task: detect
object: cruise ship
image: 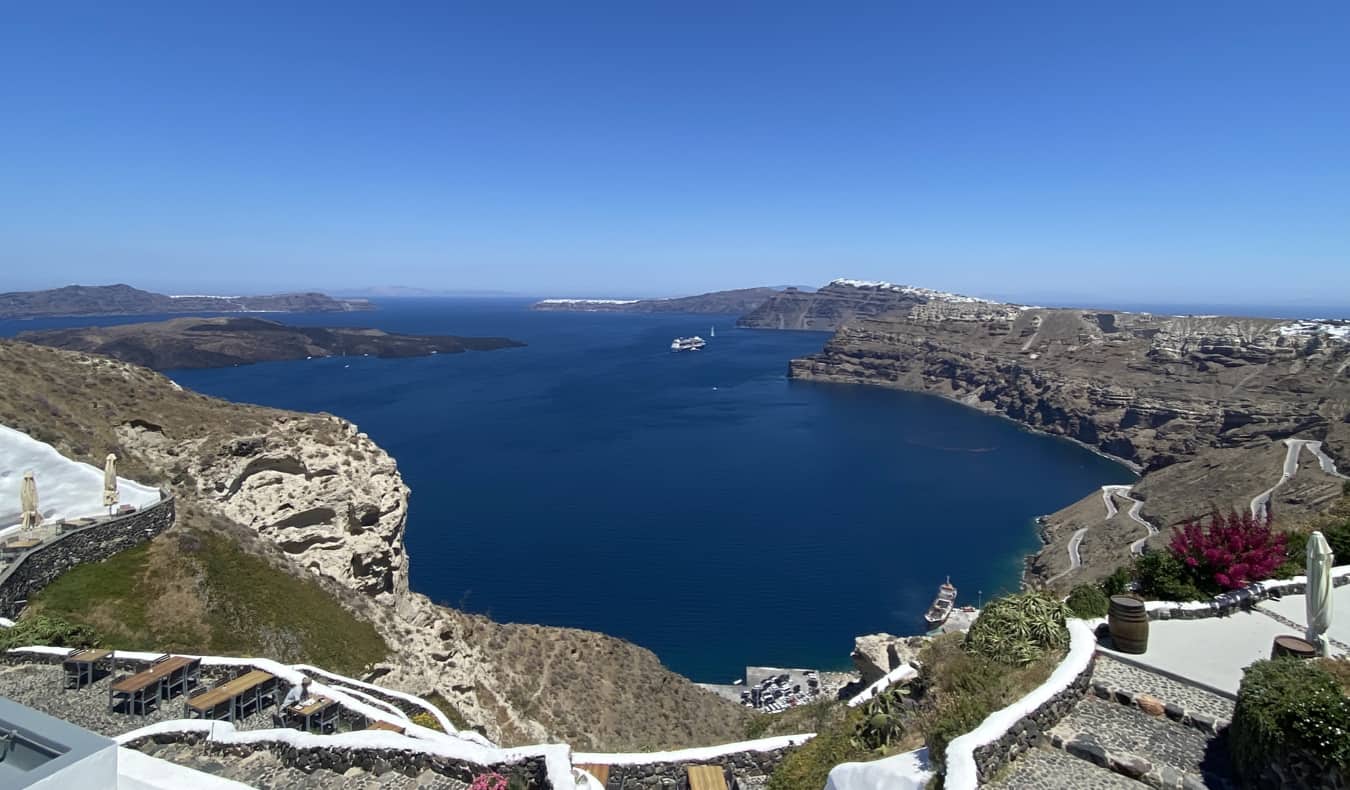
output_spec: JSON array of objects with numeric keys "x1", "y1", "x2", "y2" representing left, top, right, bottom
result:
[{"x1": 671, "y1": 336, "x2": 707, "y2": 352}]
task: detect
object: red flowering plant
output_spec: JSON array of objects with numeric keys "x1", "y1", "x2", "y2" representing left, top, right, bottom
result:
[
  {"x1": 1168, "y1": 510, "x2": 1288, "y2": 592},
  {"x1": 469, "y1": 773, "x2": 509, "y2": 790}
]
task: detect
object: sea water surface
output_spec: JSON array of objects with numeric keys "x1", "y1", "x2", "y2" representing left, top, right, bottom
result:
[{"x1": 2, "y1": 300, "x2": 1134, "y2": 680}]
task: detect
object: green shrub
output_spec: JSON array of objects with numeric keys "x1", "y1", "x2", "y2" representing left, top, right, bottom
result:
[
  {"x1": 1133, "y1": 549, "x2": 1207, "y2": 601},
  {"x1": 766, "y1": 709, "x2": 868, "y2": 790},
  {"x1": 914, "y1": 634, "x2": 1057, "y2": 769},
  {"x1": 0, "y1": 613, "x2": 100, "y2": 651},
  {"x1": 409, "y1": 711, "x2": 443, "y2": 732},
  {"x1": 1325, "y1": 520, "x2": 1350, "y2": 560},
  {"x1": 1099, "y1": 566, "x2": 1131, "y2": 597},
  {"x1": 852, "y1": 688, "x2": 908, "y2": 752},
  {"x1": 965, "y1": 591, "x2": 1070, "y2": 666},
  {"x1": 1230, "y1": 659, "x2": 1350, "y2": 784},
  {"x1": 1065, "y1": 584, "x2": 1110, "y2": 618}
]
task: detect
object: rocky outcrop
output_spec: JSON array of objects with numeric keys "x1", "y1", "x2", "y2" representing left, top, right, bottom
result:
[
  {"x1": 0, "y1": 283, "x2": 371, "y2": 318},
  {"x1": 20, "y1": 317, "x2": 524, "y2": 370},
  {"x1": 736, "y1": 279, "x2": 1012, "y2": 331},
  {"x1": 786, "y1": 298, "x2": 1350, "y2": 584},
  {"x1": 851, "y1": 633, "x2": 927, "y2": 685}
]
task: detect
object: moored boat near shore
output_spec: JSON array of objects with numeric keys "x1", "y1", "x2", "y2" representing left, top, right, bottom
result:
[{"x1": 924, "y1": 577, "x2": 958, "y2": 628}]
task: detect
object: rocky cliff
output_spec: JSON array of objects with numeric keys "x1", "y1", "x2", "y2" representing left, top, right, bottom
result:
[
  {"x1": 533, "y1": 287, "x2": 784, "y2": 315},
  {"x1": 0, "y1": 339, "x2": 750, "y2": 750},
  {"x1": 737, "y1": 279, "x2": 1006, "y2": 331},
  {"x1": 20, "y1": 316, "x2": 523, "y2": 370},
  {"x1": 785, "y1": 288, "x2": 1350, "y2": 585},
  {"x1": 0, "y1": 284, "x2": 371, "y2": 319}
]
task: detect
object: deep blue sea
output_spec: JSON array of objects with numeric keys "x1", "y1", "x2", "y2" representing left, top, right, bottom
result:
[{"x1": 2, "y1": 300, "x2": 1135, "y2": 681}]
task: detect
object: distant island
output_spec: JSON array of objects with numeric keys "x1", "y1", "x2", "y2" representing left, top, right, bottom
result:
[
  {"x1": 18, "y1": 316, "x2": 524, "y2": 369},
  {"x1": 0, "y1": 283, "x2": 373, "y2": 319},
  {"x1": 531, "y1": 286, "x2": 791, "y2": 315}
]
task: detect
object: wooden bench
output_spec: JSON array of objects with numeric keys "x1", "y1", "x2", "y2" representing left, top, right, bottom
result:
[
  {"x1": 1, "y1": 537, "x2": 42, "y2": 557},
  {"x1": 576, "y1": 763, "x2": 610, "y2": 786},
  {"x1": 687, "y1": 764, "x2": 729, "y2": 790},
  {"x1": 62, "y1": 648, "x2": 111, "y2": 690},
  {"x1": 365, "y1": 719, "x2": 406, "y2": 734},
  {"x1": 186, "y1": 669, "x2": 276, "y2": 722}
]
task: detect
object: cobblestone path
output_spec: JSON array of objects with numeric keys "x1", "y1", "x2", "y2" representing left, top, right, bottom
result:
[
  {"x1": 983, "y1": 655, "x2": 1237, "y2": 789},
  {"x1": 985, "y1": 745, "x2": 1147, "y2": 789}
]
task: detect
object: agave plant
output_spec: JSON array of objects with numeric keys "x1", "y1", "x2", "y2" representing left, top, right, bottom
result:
[
  {"x1": 852, "y1": 687, "x2": 908, "y2": 751},
  {"x1": 965, "y1": 591, "x2": 1070, "y2": 666}
]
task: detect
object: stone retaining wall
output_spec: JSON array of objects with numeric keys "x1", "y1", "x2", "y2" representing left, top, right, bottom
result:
[
  {"x1": 0, "y1": 496, "x2": 175, "y2": 618},
  {"x1": 1147, "y1": 570, "x2": 1350, "y2": 622},
  {"x1": 124, "y1": 730, "x2": 552, "y2": 788},
  {"x1": 969, "y1": 655, "x2": 1095, "y2": 783},
  {"x1": 595, "y1": 747, "x2": 794, "y2": 789}
]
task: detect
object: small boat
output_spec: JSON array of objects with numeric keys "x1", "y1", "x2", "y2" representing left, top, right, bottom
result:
[
  {"x1": 710, "y1": 325, "x2": 716, "y2": 338},
  {"x1": 924, "y1": 577, "x2": 958, "y2": 628},
  {"x1": 671, "y1": 336, "x2": 706, "y2": 352}
]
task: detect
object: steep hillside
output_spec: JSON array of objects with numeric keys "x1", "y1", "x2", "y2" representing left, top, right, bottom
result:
[
  {"x1": 0, "y1": 338, "x2": 751, "y2": 749},
  {"x1": 787, "y1": 295, "x2": 1350, "y2": 585}
]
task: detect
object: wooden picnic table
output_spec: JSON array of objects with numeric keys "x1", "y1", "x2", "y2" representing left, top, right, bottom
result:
[
  {"x1": 287, "y1": 695, "x2": 339, "y2": 733},
  {"x1": 63, "y1": 648, "x2": 111, "y2": 690},
  {"x1": 365, "y1": 720, "x2": 406, "y2": 734},
  {"x1": 110, "y1": 655, "x2": 198, "y2": 715},
  {"x1": 186, "y1": 669, "x2": 276, "y2": 723}
]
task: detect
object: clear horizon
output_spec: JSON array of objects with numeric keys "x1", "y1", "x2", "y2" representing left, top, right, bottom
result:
[{"x1": 3, "y1": 3, "x2": 1349, "y2": 306}]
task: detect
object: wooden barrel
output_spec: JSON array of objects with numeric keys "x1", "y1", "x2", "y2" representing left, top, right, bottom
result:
[
  {"x1": 1108, "y1": 595, "x2": 1149, "y2": 654},
  {"x1": 1271, "y1": 635, "x2": 1317, "y2": 660}
]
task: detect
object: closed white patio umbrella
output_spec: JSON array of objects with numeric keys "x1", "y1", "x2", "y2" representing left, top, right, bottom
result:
[
  {"x1": 20, "y1": 470, "x2": 41, "y2": 529},
  {"x1": 1306, "y1": 530, "x2": 1335, "y2": 656},
  {"x1": 103, "y1": 453, "x2": 120, "y2": 513}
]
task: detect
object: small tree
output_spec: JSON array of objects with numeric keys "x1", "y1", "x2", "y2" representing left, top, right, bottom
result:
[{"x1": 1168, "y1": 510, "x2": 1288, "y2": 592}]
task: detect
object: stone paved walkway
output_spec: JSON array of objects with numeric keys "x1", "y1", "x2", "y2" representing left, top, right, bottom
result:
[
  {"x1": 1090, "y1": 655, "x2": 1235, "y2": 725},
  {"x1": 1049, "y1": 696, "x2": 1232, "y2": 785},
  {"x1": 135, "y1": 740, "x2": 472, "y2": 790},
  {"x1": 986, "y1": 653, "x2": 1240, "y2": 788},
  {"x1": 985, "y1": 745, "x2": 1147, "y2": 789}
]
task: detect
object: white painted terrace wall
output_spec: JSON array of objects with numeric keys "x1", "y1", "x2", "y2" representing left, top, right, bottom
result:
[
  {"x1": 0, "y1": 424, "x2": 161, "y2": 536},
  {"x1": 943, "y1": 619, "x2": 1096, "y2": 790}
]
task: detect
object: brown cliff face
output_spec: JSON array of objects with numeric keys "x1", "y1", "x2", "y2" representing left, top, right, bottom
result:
[
  {"x1": 737, "y1": 281, "x2": 926, "y2": 331},
  {"x1": 786, "y1": 302, "x2": 1350, "y2": 584}
]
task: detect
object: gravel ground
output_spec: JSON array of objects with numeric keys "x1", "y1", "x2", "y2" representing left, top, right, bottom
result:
[
  {"x1": 135, "y1": 740, "x2": 471, "y2": 790},
  {"x1": 1092, "y1": 655, "x2": 1236, "y2": 724},
  {"x1": 0, "y1": 662, "x2": 274, "y2": 737}
]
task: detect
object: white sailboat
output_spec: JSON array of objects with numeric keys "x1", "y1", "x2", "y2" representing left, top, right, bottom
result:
[{"x1": 710, "y1": 325, "x2": 716, "y2": 338}]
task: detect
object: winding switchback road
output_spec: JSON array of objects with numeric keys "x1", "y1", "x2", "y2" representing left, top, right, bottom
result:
[{"x1": 1250, "y1": 438, "x2": 1349, "y2": 519}]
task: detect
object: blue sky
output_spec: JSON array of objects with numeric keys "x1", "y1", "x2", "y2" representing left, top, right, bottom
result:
[{"x1": 2, "y1": 2, "x2": 1348, "y2": 305}]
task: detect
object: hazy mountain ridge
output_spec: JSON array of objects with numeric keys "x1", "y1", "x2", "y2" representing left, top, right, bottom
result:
[{"x1": 0, "y1": 284, "x2": 372, "y2": 319}]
